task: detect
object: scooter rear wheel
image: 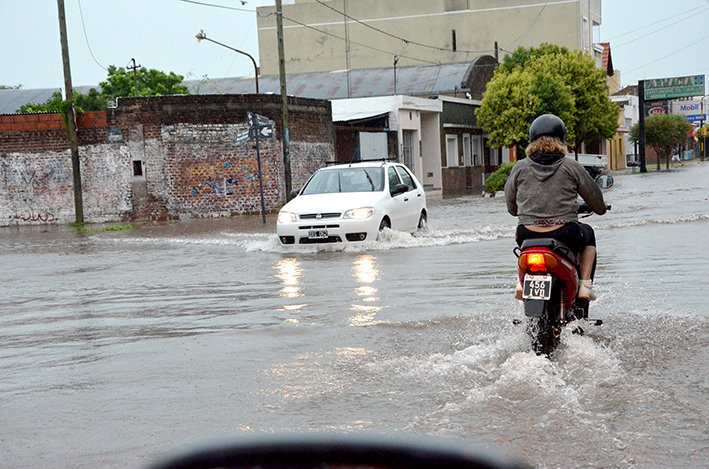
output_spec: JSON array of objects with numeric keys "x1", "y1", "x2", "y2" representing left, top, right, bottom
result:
[{"x1": 528, "y1": 285, "x2": 562, "y2": 356}]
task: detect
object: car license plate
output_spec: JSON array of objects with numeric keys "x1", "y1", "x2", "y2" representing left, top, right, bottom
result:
[
  {"x1": 523, "y1": 275, "x2": 552, "y2": 300},
  {"x1": 308, "y1": 228, "x2": 328, "y2": 239}
]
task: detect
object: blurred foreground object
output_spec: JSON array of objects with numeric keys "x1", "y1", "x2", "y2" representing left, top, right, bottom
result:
[{"x1": 146, "y1": 433, "x2": 531, "y2": 469}]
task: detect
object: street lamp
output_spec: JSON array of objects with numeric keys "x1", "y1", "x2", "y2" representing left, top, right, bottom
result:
[{"x1": 196, "y1": 30, "x2": 259, "y2": 93}]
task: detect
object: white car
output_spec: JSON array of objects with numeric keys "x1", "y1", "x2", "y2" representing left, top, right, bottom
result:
[{"x1": 277, "y1": 161, "x2": 427, "y2": 245}]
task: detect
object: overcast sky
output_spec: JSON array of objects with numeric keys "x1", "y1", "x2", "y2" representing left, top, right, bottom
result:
[{"x1": 1, "y1": 0, "x2": 708, "y2": 91}]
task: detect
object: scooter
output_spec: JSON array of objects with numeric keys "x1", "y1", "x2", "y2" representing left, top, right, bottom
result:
[{"x1": 513, "y1": 203, "x2": 609, "y2": 356}]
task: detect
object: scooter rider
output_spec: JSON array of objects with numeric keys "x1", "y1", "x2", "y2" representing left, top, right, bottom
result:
[{"x1": 505, "y1": 114, "x2": 607, "y2": 300}]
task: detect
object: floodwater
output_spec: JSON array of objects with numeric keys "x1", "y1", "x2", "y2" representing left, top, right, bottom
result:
[{"x1": 1, "y1": 163, "x2": 708, "y2": 469}]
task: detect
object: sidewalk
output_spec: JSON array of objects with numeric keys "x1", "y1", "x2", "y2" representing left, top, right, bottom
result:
[{"x1": 609, "y1": 158, "x2": 707, "y2": 176}]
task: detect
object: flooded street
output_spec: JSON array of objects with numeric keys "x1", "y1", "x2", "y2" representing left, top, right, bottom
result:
[{"x1": 1, "y1": 163, "x2": 708, "y2": 469}]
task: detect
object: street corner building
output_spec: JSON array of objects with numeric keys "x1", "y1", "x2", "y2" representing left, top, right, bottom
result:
[{"x1": 0, "y1": 94, "x2": 334, "y2": 226}]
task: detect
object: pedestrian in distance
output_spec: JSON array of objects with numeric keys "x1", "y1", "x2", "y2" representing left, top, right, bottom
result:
[{"x1": 671, "y1": 148, "x2": 684, "y2": 166}]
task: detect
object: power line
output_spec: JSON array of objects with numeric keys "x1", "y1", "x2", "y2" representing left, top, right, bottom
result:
[
  {"x1": 178, "y1": 0, "x2": 254, "y2": 13},
  {"x1": 505, "y1": 0, "x2": 549, "y2": 49},
  {"x1": 613, "y1": 5, "x2": 709, "y2": 49},
  {"x1": 180, "y1": 0, "x2": 495, "y2": 68},
  {"x1": 605, "y1": 4, "x2": 709, "y2": 42},
  {"x1": 77, "y1": 0, "x2": 107, "y2": 71},
  {"x1": 625, "y1": 31, "x2": 709, "y2": 75},
  {"x1": 277, "y1": 14, "x2": 442, "y2": 66},
  {"x1": 313, "y1": 0, "x2": 491, "y2": 55}
]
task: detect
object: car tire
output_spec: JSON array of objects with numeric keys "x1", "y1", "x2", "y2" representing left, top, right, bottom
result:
[
  {"x1": 417, "y1": 212, "x2": 427, "y2": 230},
  {"x1": 378, "y1": 217, "x2": 390, "y2": 231}
]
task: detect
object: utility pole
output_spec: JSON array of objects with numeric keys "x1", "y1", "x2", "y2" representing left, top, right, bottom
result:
[
  {"x1": 344, "y1": 0, "x2": 351, "y2": 98},
  {"x1": 57, "y1": 0, "x2": 84, "y2": 224},
  {"x1": 702, "y1": 98, "x2": 705, "y2": 160},
  {"x1": 276, "y1": 0, "x2": 292, "y2": 199},
  {"x1": 393, "y1": 55, "x2": 399, "y2": 95},
  {"x1": 127, "y1": 58, "x2": 141, "y2": 96},
  {"x1": 638, "y1": 80, "x2": 648, "y2": 173}
]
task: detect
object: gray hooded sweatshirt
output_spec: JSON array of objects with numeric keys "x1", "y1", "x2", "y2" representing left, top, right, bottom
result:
[{"x1": 504, "y1": 152, "x2": 606, "y2": 225}]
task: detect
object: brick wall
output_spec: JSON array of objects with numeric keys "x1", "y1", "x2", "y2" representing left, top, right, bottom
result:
[
  {"x1": 0, "y1": 112, "x2": 107, "y2": 152},
  {"x1": 0, "y1": 94, "x2": 334, "y2": 226},
  {"x1": 0, "y1": 111, "x2": 130, "y2": 226},
  {"x1": 110, "y1": 94, "x2": 334, "y2": 219}
]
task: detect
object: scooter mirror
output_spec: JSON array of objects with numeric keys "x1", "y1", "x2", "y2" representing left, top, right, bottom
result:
[
  {"x1": 596, "y1": 174, "x2": 614, "y2": 189},
  {"x1": 146, "y1": 434, "x2": 532, "y2": 469}
]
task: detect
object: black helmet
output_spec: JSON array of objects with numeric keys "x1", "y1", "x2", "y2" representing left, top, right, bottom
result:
[{"x1": 529, "y1": 114, "x2": 567, "y2": 144}]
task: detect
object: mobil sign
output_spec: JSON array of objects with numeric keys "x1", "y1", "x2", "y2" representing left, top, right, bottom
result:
[{"x1": 671, "y1": 99, "x2": 704, "y2": 124}]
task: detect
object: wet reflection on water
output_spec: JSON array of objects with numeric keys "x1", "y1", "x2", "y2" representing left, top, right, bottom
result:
[
  {"x1": 275, "y1": 258, "x2": 306, "y2": 314},
  {"x1": 350, "y1": 255, "x2": 383, "y2": 326}
]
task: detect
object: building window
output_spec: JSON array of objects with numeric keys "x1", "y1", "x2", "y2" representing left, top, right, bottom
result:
[
  {"x1": 446, "y1": 135, "x2": 459, "y2": 167},
  {"x1": 402, "y1": 130, "x2": 415, "y2": 172},
  {"x1": 489, "y1": 148, "x2": 499, "y2": 166},
  {"x1": 472, "y1": 136, "x2": 483, "y2": 166},
  {"x1": 133, "y1": 160, "x2": 143, "y2": 177},
  {"x1": 463, "y1": 134, "x2": 471, "y2": 166}
]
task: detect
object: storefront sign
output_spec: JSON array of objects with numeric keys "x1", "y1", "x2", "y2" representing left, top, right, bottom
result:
[{"x1": 644, "y1": 75, "x2": 705, "y2": 100}]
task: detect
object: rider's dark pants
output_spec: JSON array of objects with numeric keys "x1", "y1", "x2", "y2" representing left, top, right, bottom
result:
[{"x1": 516, "y1": 222, "x2": 597, "y2": 279}]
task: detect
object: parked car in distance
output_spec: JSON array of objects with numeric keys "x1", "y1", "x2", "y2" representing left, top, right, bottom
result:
[{"x1": 277, "y1": 161, "x2": 427, "y2": 245}]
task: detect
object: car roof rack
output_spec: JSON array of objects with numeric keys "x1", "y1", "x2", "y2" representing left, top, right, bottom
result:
[{"x1": 324, "y1": 158, "x2": 397, "y2": 167}]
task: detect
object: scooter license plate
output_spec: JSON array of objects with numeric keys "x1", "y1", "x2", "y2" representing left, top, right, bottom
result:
[
  {"x1": 308, "y1": 228, "x2": 328, "y2": 239},
  {"x1": 523, "y1": 275, "x2": 552, "y2": 300}
]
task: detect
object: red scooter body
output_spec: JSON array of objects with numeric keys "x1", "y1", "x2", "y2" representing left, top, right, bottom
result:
[
  {"x1": 514, "y1": 238, "x2": 589, "y2": 355},
  {"x1": 517, "y1": 243, "x2": 579, "y2": 311}
]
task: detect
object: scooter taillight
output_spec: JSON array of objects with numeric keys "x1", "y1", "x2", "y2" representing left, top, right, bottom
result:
[{"x1": 519, "y1": 252, "x2": 559, "y2": 273}]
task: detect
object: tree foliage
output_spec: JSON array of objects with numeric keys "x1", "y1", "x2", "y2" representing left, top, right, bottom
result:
[
  {"x1": 15, "y1": 66, "x2": 188, "y2": 114},
  {"x1": 18, "y1": 89, "x2": 107, "y2": 114},
  {"x1": 99, "y1": 65, "x2": 189, "y2": 105},
  {"x1": 477, "y1": 44, "x2": 619, "y2": 151},
  {"x1": 476, "y1": 67, "x2": 575, "y2": 148},
  {"x1": 629, "y1": 114, "x2": 693, "y2": 170},
  {"x1": 484, "y1": 161, "x2": 516, "y2": 193}
]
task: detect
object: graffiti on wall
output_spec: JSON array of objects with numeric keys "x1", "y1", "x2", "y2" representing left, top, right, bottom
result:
[
  {"x1": 16, "y1": 211, "x2": 58, "y2": 223},
  {"x1": 1, "y1": 157, "x2": 73, "y2": 225},
  {"x1": 1, "y1": 145, "x2": 132, "y2": 227},
  {"x1": 17, "y1": 160, "x2": 71, "y2": 195},
  {"x1": 188, "y1": 161, "x2": 262, "y2": 196}
]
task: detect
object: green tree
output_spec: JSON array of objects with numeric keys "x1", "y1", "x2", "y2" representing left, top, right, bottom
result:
[
  {"x1": 18, "y1": 89, "x2": 108, "y2": 113},
  {"x1": 475, "y1": 68, "x2": 575, "y2": 148},
  {"x1": 15, "y1": 66, "x2": 188, "y2": 113},
  {"x1": 484, "y1": 161, "x2": 516, "y2": 193},
  {"x1": 18, "y1": 92, "x2": 65, "y2": 113},
  {"x1": 477, "y1": 44, "x2": 618, "y2": 153},
  {"x1": 99, "y1": 65, "x2": 188, "y2": 105},
  {"x1": 1, "y1": 84, "x2": 22, "y2": 90},
  {"x1": 629, "y1": 114, "x2": 693, "y2": 170},
  {"x1": 498, "y1": 43, "x2": 567, "y2": 74}
]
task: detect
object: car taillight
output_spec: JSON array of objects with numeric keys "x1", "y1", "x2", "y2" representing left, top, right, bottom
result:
[{"x1": 519, "y1": 252, "x2": 559, "y2": 273}]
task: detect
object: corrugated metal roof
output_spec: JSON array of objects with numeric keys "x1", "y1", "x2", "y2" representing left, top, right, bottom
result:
[
  {"x1": 0, "y1": 88, "x2": 59, "y2": 114},
  {"x1": 193, "y1": 62, "x2": 472, "y2": 99},
  {"x1": 0, "y1": 85, "x2": 98, "y2": 114},
  {"x1": 0, "y1": 63, "x2": 472, "y2": 114}
]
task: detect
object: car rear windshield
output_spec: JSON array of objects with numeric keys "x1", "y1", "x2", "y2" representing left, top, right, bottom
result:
[{"x1": 301, "y1": 167, "x2": 385, "y2": 195}]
